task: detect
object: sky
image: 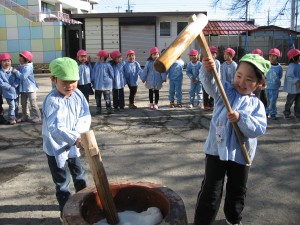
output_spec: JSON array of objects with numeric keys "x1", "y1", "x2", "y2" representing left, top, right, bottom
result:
[{"x1": 94, "y1": 0, "x2": 295, "y2": 28}]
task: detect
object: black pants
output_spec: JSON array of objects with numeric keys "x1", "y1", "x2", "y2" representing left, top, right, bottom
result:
[
  {"x1": 203, "y1": 88, "x2": 214, "y2": 107},
  {"x1": 149, "y1": 89, "x2": 159, "y2": 104},
  {"x1": 112, "y1": 88, "x2": 125, "y2": 109},
  {"x1": 128, "y1": 85, "x2": 138, "y2": 105},
  {"x1": 194, "y1": 154, "x2": 249, "y2": 225}
]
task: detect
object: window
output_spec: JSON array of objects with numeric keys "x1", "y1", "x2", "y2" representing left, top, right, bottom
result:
[
  {"x1": 160, "y1": 22, "x2": 171, "y2": 36},
  {"x1": 177, "y1": 22, "x2": 188, "y2": 35},
  {"x1": 41, "y1": 2, "x2": 54, "y2": 13}
]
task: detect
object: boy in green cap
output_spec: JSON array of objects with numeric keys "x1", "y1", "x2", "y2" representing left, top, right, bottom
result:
[
  {"x1": 194, "y1": 54, "x2": 270, "y2": 225},
  {"x1": 42, "y1": 57, "x2": 91, "y2": 221}
]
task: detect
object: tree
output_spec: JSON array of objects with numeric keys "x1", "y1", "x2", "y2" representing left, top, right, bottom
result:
[{"x1": 210, "y1": 0, "x2": 290, "y2": 26}]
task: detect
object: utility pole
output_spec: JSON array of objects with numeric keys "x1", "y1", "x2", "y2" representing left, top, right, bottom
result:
[
  {"x1": 245, "y1": 0, "x2": 250, "y2": 21},
  {"x1": 115, "y1": 6, "x2": 122, "y2": 13},
  {"x1": 126, "y1": 0, "x2": 133, "y2": 13},
  {"x1": 291, "y1": 0, "x2": 295, "y2": 30}
]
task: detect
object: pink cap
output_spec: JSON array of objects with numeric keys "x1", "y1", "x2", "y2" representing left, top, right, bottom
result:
[
  {"x1": 77, "y1": 49, "x2": 87, "y2": 56},
  {"x1": 252, "y1": 49, "x2": 264, "y2": 56},
  {"x1": 0, "y1": 53, "x2": 11, "y2": 61},
  {"x1": 20, "y1": 50, "x2": 33, "y2": 61},
  {"x1": 97, "y1": 50, "x2": 109, "y2": 58},
  {"x1": 287, "y1": 48, "x2": 300, "y2": 59},
  {"x1": 149, "y1": 47, "x2": 159, "y2": 55},
  {"x1": 268, "y1": 48, "x2": 280, "y2": 57},
  {"x1": 126, "y1": 49, "x2": 135, "y2": 55},
  {"x1": 209, "y1": 46, "x2": 218, "y2": 54},
  {"x1": 189, "y1": 49, "x2": 199, "y2": 56},
  {"x1": 224, "y1": 48, "x2": 235, "y2": 58},
  {"x1": 110, "y1": 50, "x2": 122, "y2": 59}
]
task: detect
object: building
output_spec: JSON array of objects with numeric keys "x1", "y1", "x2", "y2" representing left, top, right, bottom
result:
[{"x1": 0, "y1": 0, "x2": 98, "y2": 66}]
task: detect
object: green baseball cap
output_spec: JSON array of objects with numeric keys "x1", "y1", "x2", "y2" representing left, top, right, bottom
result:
[
  {"x1": 239, "y1": 54, "x2": 271, "y2": 75},
  {"x1": 49, "y1": 57, "x2": 79, "y2": 81}
]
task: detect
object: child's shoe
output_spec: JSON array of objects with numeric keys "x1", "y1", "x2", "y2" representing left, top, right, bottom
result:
[
  {"x1": 270, "y1": 114, "x2": 277, "y2": 120},
  {"x1": 97, "y1": 107, "x2": 102, "y2": 114},
  {"x1": 226, "y1": 219, "x2": 242, "y2": 225},
  {"x1": 170, "y1": 101, "x2": 175, "y2": 108},
  {"x1": 188, "y1": 104, "x2": 194, "y2": 109},
  {"x1": 120, "y1": 108, "x2": 125, "y2": 112},
  {"x1": 129, "y1": 104, "x2": 137, "y2": 109},
  {"x1": 153, "y1": 104, "x2": 159, "y2": 110},
  {"x1": 176, "y1": 103, "x2": 182, "y2": 108},
  {"x1": 149, "y1": 103, "x2": 154, "y2": 109},
  {"x1": 203, "y1": 105, "x2": 210, "y2": 111},
  {"x1": 210, "y1": 106, "x2": 214, "y2": 111},
  {"x1": 32, "y1": 117, "x2": 41, "y2": 123},
  {"x1": 9, "y1": 119, "x2": 16, "y2": 125},
  {"x1": 197, "y1": 102, "x2": 202, "y2": 108},
  {"x1": 107, "y1": 107, "x2": 112, "y2": 114},
  {"x1": 21, "y1": 115, "x2": 29, "y2": 122}
]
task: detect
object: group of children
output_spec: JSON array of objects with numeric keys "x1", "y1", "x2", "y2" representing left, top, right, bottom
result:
[{"x1": 0, "y1": 51, "x2": 41, "y2": 125}]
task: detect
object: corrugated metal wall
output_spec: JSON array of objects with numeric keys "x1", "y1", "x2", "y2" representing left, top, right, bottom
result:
[{"x1": 120, "y1": 25, "x2": 155, "y2": 67}]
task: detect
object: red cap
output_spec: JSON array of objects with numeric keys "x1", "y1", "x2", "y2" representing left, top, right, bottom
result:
[
  {"x1": 287, "y1": 48, "x2": 300, "y2": 59},
  {"x1": 189, "y1": 49, "x2": 199, "y2": 56},
  {"x1": 268, "y1": 48, "x2": 280, "y2": 57},
  {"x1": 224, "y1": 48, "x2": 235, "y2": 58},
  {"x1": 252, "y1": 49, "x2": 264, "y2": 56},
  {"x1": 149, "y1": 47, "x2": 159, "y2": 55},
  {"x1": 77, "y1": 49, "x2": 87, "y2": 56},
  {"x1": 20, "y1": 50, "x2": 33, "y2": 61},
  {"x1": 126, "y1": 49, "x2": 135, "y2": 55},
  {"x1": 110, "y1": 50, "x2": 122, "y2": 59},
  {"x1": 97, "y1": 50, "x2": 109, "y2": 58},
  {"x1": 209, "y1": 46, "x2": 218, "y2": 54},
  {"x1": 0, "y1": 53, "x2": 11, "y2": 61}
]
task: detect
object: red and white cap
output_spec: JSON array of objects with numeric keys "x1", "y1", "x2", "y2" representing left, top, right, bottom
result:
[
  {"x1": 252, "y1": 49, "x2": 264, "y2": 56},
  {"x1": 224, "y1": 48, "x2": 235, "y2": 58},
  {"x1": 189, "y1": 49, "x2": 199, "y2": 56},
  {"x1": 268, "y1": 48, "x2": 280, "y2": 57},
  {"x1": 0, "y1": 53, "x2": 11, "y2": 61},
  {"x1": 110, "y1": 50, "x2": 122, "y2": 59},
  {"x1": 209, "y1": 46, "x2": 218, "y2": 54},
  {"x1": 126, "y1": 49, "x2": 135, "y2": 55},
  {"x1": 149, "y1": 47, "x2": 159, "y2": 55},
  {"x1": 287, "y1": 48, "x2": 300, "y2": 59},
  {"x1": 97, "y1": 50, "x2": 109, "y2": 58},
  {"x1": 77, "y1": 49, "x2": 87, "y2": 56},
  {"x1": 20, "y1": 50, "x2": 33, "y2": 61}
]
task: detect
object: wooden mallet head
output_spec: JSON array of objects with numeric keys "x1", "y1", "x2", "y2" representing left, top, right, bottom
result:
[{"x1": 154, "y1": 13, "x2": 208, "y2": 73}]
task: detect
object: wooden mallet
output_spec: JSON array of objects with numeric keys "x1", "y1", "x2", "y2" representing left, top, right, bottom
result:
[{"x1": 154, "y1": 13, "x2": 251, "y2": 165}]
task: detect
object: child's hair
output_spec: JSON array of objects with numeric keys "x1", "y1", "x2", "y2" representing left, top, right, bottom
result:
[{"x1": 289, "y1": 55, "x2": 300, "y2": 64}]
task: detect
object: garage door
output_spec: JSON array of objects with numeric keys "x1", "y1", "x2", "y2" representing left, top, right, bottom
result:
[{"x1": 121, "y1": 25, "x2": 155, "y2": 67}]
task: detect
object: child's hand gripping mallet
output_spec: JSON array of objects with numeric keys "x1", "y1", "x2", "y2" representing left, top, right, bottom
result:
[
  {"x1": 154, "y1": 13, "x2": 251, "y2": 165},
  {"x1": 81, "y1": 130, "x2": 119, "y2": 225}
]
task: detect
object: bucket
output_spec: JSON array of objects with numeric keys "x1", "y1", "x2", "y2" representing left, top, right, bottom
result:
[{"x1": 63, "y1": 181, "x2": 188, "y2": 225}]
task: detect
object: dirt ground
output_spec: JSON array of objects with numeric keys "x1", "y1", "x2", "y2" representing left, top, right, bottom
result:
[{"x1": 0, "y1": 70, "x2": 300, "y2": 225}]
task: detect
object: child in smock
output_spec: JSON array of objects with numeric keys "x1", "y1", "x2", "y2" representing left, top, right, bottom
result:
[
  {"x1": 221, "y1": 48, "x2": 237, "y2": 84},
  {"x1": 77, "y1": 49, "x2": 94, "y2": 103},
  {"x1": 203, "y1": 46, "x2": 221, "y2": 111},
  {"x1": 0, "y1": 53, "x2": 20, "y2": 125},
  {"x1": 13, "y1": 50, "x2": 41, "y2": 123},
  {"x1": 166, "y1": 56, "x2": 185, "y2": 108},
  {"x1": 124, "y1": 49, "x2": 142, "y2": 109},
  {"x1": 91, "y1": 50, "x2": 114, "y2": 114},
  {"x1": 186, "y1": 49, "x2": 202, "y2": 108},
  {"x1": 140, "y1": 47, "x2": 167, "y2": 110},
  {"x1": 283, "y1": 48, "x2": 300, "y2": 119},
  {"x1": 265, "y1": 48, "x2": 283, "y2": 120},
  {"x1": 110, "y1": 50, "x2": 126, "y2": 111},
  {"x1": 194, "y1": 54, "x2": 269, "y2": 225},
  {"x1": 42, "y1": 57, "x2": 91, "y2": 221}
]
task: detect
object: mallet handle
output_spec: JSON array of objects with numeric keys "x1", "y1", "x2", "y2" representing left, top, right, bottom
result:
[{"x1": 196, "y1": 32, "x2": 251, "y2": 165}]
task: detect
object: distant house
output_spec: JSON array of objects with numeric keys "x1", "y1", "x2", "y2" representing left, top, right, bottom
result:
[{"x1": 71, "y1": 11, "x2": 207, "y2": 66}]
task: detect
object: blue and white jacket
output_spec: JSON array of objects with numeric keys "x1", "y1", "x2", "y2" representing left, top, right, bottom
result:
[
  {"x1": 124, "y1": 60, "x2": 142, "y2": 86},
  {"x1": 14, "y1": 63, "x2": 38, "y2": 92},
  {"x1": 283, "y1": 63, "x2": 300, "y2": 94},
  {"x1": 266, "y1": 64, "x2": 283, "y2": 90},
  {"x1": 111, "y1": 61, "x2": 126, "y2": 89},
  {"x1": 42, "y1": 88, "x2": 91, "y2": 168},
  {"x1": 186, "y1": 61, "x2": 202, "y2": 82},
  {"x1": 200, "y1": 67, "x2": 267, "y2": 166},
  {"x1": 0, "y1": 67, "x2": 19, "y2": 99},
  {"x1": 91, "y1": 62, "x2": 114, "y2": 91},
  {"x1": 166, "y1": 59, "x2": 185, "y2": 81},
  {"x1": 78, "y1": 63, "x2": 92, "y2": 85}
]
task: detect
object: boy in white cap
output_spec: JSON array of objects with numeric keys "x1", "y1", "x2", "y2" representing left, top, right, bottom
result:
[
  {"x1": 194, "y1": 54, "x2": 270, "y2": 225},
  {"x1": 221, "y1": 48, "x2": 237, "y2": 84},
  {"x1": 42, "y1": 57, "x2": 91, "y2": 220}
]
